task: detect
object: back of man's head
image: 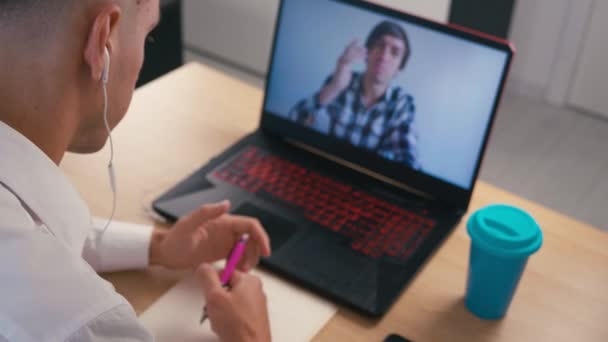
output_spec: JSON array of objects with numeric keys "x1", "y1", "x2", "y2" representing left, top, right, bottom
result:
[
  {"x1": 0, "y1": 0, "x2": 63, "y2": 19},
  {"x1": 0, "y1": 0, "x2": 73, "y2": 39},
  {"x1": 0, "y1": 0, "x2": 34, "y2": 11},
  {"x1": 1, "y1": 0, "x2": 159, "y2": 160}
]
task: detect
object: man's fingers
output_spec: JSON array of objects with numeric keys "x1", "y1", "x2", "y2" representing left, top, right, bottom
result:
[
  {"x1": 186, "y1": 201, "x2": 230, "y2": 227},
  {"x1": 342, "y1": 40, "x2": 367, "y2": 65},
  {"x1": 237, "y1": 243, "x2": 261, "y2": 272},
  {"x1": 343, "y1": 40, "x2": 359, "y2": 57},
  {"x1": 226, "y1": 269, "x2": 244, "y2": 288},
  {"x1": 229, "y1": 215, "x2": 272, "y2": 257},
  {"x1": 197, "y1": 263, "x2": 223, "y2": 297}
]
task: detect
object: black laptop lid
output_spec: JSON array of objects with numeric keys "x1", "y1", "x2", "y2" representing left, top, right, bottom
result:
[{"x1": 260, "y1": 0, "x2": 513, "y2": 209}]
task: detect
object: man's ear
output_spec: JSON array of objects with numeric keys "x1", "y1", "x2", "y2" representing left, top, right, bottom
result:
[{"x1": 83, "y1": 5, "x2": 121, "y2": 83}]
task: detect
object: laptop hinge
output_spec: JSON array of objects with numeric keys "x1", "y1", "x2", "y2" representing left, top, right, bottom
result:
[{"x1": 284, "y1": 138, "x2": 434, "y2": 201}]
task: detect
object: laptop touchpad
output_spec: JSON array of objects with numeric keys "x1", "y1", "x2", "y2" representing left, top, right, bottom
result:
[
  {"x1": 232, "y1": 203, "x2": 300, "y2": 253},
  {"x1": 284, "y1": 229, "x2": 377, "y2": 297}
]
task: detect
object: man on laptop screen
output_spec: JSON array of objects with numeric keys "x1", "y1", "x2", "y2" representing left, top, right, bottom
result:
[
  {"x1": 265, "y1": 0, "x2": 510, "y2": 190},
  {"x1": 289, "y1": 21, "x2": 419, "y2": 169}
]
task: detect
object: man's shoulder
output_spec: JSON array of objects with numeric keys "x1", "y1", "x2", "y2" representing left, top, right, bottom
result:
[
  {"x1": 386, "y1": 86, "x2": 415, "y2": 115},
  {"x1": 0, "y1": 230, "x2": 132, "y2": 341},
  {"x1": 0, "y1": 185, "x2": 37, "y2": 231},
  {"x1": 389, "y1": 85, "x2": 415, "y2": 104}
]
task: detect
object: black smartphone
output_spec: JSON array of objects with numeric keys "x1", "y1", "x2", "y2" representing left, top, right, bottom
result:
[{"x1": 384, "y1": 333, "x2": 413, "y2": 342}]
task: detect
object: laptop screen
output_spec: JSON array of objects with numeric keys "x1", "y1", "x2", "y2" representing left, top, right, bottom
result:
[{"x1": 263, "y1": 0, "x2": 511, "y2": 191}]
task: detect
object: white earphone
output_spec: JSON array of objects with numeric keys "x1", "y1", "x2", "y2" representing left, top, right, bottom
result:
[
  {"x1": 101, "y1": 46, "x2": 116, "y2": 235},
  {"x1": 102, "y1": 47, "x2": 110, "y2": 85}
]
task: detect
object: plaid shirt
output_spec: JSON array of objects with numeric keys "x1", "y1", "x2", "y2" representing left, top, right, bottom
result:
[{"x1": 289, "y1": 72, "x2": 419, "y2": 169}]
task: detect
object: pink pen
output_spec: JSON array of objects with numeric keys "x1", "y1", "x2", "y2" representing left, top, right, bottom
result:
[{"x1": 200, "y1": 233, "x2": 250, "y2": 324}]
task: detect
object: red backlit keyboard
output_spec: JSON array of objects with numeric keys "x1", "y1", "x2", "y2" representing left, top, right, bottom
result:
[{"x1": 212, "y1": 146, "x2": 436, "y2": 261}]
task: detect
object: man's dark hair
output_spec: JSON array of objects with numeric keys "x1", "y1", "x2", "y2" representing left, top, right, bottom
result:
[
  {"x1": 0, "y1": 1, "x2": 77, "y2": 34},
  {"x1": 365, "y1": 20, "x2": 411, "y2": 70},
  {"x1": 0, "y1": 0, "x2": 39, "y2": 12},
  {"x1": 0, "y1": 1, "x2": 54, "y2": 21}
]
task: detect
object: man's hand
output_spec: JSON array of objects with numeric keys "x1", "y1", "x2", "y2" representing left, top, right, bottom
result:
[
  {"x1": 334, "y1": 39, "x2": 367, "y2": 90},
  {"x1": 319, "y1": 39, "x2": 367, "y2": 105},
  {"x1": 198, "y1": 264, "x2": 271, "y2": 342},
  {"x1": 149, "y1": 201, "x2": 271, "y2": 271}
]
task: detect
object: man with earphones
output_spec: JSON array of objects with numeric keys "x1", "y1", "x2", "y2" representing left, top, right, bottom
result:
[{"x1": 0, "y1": 1, "x2": 271, "y2": 341}]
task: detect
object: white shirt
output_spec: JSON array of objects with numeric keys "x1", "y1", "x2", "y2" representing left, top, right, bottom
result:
[{"x1": 0, "y1": 121, "x2": 154, "y2": 341}]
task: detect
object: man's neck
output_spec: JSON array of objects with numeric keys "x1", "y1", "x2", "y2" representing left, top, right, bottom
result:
[
  {"x1": 361, "y1": 72, "x2": 389, "y2": 108},
  {"x1": 0, "y1": 115, "x2": 71, "y2": 166},
  {"x1": 0, "y1": 35, "x2": 78, "y2": 165},
  {"x1": 0, "y1": 81, "x2": 74, "y2": 165}
]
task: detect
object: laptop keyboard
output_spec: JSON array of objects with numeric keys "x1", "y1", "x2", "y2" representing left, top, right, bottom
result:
[{"x1": 211, "y1": 146, "x2": 436, "y2": 261}]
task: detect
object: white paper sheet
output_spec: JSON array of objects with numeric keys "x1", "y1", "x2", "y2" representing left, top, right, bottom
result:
[{"x1": 140, "y1": 268, "x2": 338, "y2": 342}]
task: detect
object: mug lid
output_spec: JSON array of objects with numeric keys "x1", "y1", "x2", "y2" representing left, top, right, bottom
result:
[{"x1": 467, "y1": 204, "x2": 543, "y2": 258}]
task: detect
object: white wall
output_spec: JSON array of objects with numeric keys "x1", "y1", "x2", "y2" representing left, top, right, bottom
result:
[
  {"x1": 183, "y1": 0, "x2": 279, "y2": 75},
  {"x1": 567, "y1": 0, "x2": 608, "y2": 118},
  {"x1": 183, "y1": 0, "x2": 450, "y2": 76},
  {"x1": 369, "y1": 0, "x2": 450, "y2": 22},
  {"x1": 184, "y1": 0, "x2": 590, "y2": 108},
  {"x1": 506, "y1": 0, "x2": 570, "y2": 99}
]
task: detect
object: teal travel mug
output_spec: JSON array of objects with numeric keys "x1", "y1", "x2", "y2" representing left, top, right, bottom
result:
[{"x1": 465, "y1": 204, "x2": 543, "y2": 319}]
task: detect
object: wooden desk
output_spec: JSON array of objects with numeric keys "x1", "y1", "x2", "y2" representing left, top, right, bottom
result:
[{"x1": 61, "y1": 63, "x2": 608, "y2": 342}]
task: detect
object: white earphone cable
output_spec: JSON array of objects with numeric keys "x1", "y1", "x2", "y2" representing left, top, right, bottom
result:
[{"x1": 101, "y1": 82, "x2": 116, "y2": 235}]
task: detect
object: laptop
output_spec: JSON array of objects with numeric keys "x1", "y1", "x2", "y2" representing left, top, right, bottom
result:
[{"x1": 153, "y1": 0, "x2": 514, "y2": 316}]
